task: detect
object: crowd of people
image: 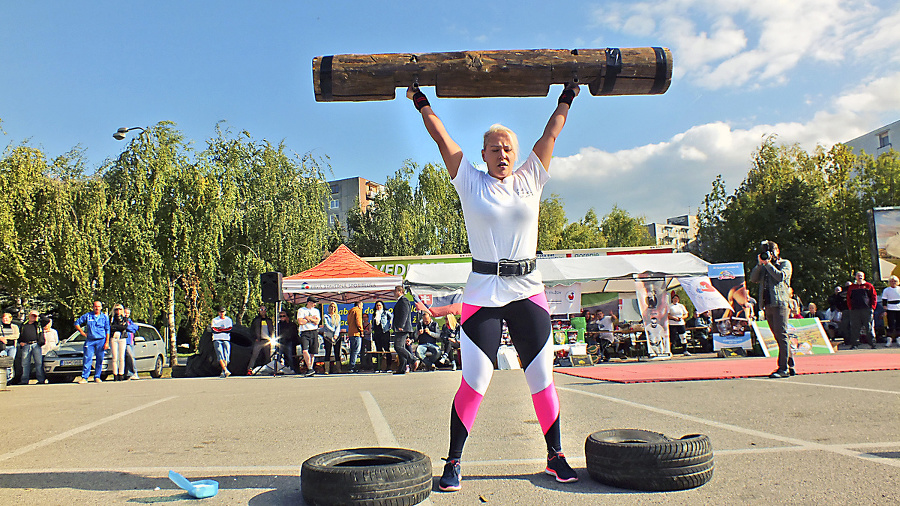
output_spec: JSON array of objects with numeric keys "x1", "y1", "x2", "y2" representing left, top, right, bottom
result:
[
  {"x1": 1, "y1": 301, "x2": 142, "y2": 385},
  {"x1": 209, "y1": 288, "x2": 464, "y2": 379}
]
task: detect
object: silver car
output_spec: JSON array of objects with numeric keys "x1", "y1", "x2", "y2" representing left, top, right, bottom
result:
[{"x1": 43, "y1": 323, "x2": 167, "y2": 382}]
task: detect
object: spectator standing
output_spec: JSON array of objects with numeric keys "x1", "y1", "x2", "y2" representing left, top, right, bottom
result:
[
  {"x1": 109, "y1": 304, "x2": 130, "y2": 381},
  {"x1": 391, "y1": 285, "x2": 418, "y2": 375},
  {"x1": 416, "y1": 311, "x2": 442, "y2": 371},
  {"x1": 361, "y1": 312, "x2": 372, "y2": 371},
  {"x1": 882, "y1": 275, "x2": 900, "y2": 347},
  {"x1": 247, "y1": 305, "x2": 274, "y2": 374},
  {"x1": 372, "y1": 300, "x2": 392, "y2": 372},
  {"x1": 440, "y1": 314, "x2": 461, "y2": 371},
  {"x1": 74, "y1": 301, "x2": 110, "y2": 383},
  {"x1": 788, "y1": 288, "x2": 803, "y2": 319},
  {"x1": 595, "y1": 310, "x2": 620, "y2": 362},
  {"x1": 827, "y1": 285, "x2": 849, "y2": 341},
  {"x1": 17, "y1": 310, "x2": 46, "y2": 384},
  {"x1": 41, "y1": 317, "x2": 59, "y2": 356},
  {"x1": 584, "y1": 311, "x2": 599, "y2": 346},
  {"x1": 846, "y1": 271, "x2": 877, "y2": 349},
  {"x1": 347, "y1": 301, "x2": 363, "y2": 373},
  {"x1": 211, "y1": 306, "x2": 233, "y2": 378},
  {"x1": 123, "y1": 308, "x2": 140, "y2": 380},
  {"x1": 297, "y1": 296, "x2": 321, "y2": 377},
  {"x1": 278, "y1": 309, "x2": 299, "y2": 373},
  {"x1": 668, "y1": 294, "x2": 690, "y2": 356},
  {"x1": 321, "y1": 302, "x2": 342, "y2": 371},
  {"x1": 749, "y1": 241, "x2": 795, "y2": 378},
  {"x1": 693, "y1": 310, "x2": 713, "y2": 352},
  {"x1": 1, "y1": 312, "x2": 20, "y2": 382}
]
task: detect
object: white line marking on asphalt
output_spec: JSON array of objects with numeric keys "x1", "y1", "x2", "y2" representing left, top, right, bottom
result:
[
  {"x1": 0, "y1": 396, "x2": 177, "y2": 463},
  {"x1": 360, "y1": 390, "x2": 399, "y2": 447},
  {"x1": 557, "y1": 386, "x2": 900, "y2": 468},
  {"x1": 744, "y1": 377, "x2": 900, "y2": 394},
  {"x1": 359, "y1": 391, "x2": 432, "y2": 506}
]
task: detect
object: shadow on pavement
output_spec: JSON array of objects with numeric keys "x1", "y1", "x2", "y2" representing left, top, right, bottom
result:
[{"x1": 430, "y1": 472, "x2": 647, "y2": 496}]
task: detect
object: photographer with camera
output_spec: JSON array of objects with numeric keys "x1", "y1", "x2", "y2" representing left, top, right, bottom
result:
[{"x1": 750, "y1": 241, "x2": 795, "y2": 378}]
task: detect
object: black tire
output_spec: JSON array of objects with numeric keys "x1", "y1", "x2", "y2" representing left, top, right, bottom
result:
[
  {"x1": 150, "y1": 355, "x2": 164, "y2": 378},
  {"x1": 585, "y1": 429, "x2": 714, "y2": 491},
  {"x1": 301, "y1": 447, "x2": 431, "y2": 506}
]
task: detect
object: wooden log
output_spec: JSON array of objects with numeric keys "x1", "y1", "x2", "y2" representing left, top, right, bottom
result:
[{"x1": 312, "y1": 47, "x2": 672, "y2": 102}]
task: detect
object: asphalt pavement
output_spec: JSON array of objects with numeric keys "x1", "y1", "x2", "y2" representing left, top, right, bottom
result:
[{"x1": 1, "y1": 349, "x2": 899, "y2": 505}]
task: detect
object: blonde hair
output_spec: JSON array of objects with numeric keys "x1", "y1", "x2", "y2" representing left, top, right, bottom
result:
[
  {"x1": 328, "y1": 302, "x2": 339, "y2": 317},
  {"x1": 891, "y1": 275, "x2": 899, "y2": 284},
  {"x1": 483, "y1": 124, "x2": 519, "y2": 165},
  {"x1": 113, "y1": 303, "x2": 124, "y2": 312},
  {"x1": 446, "y1": 313, "x2": 458, "y2": 330}
]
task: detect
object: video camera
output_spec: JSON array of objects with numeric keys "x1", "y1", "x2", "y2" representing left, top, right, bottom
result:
[{"x1": 758, "y1": 240, "x2": 776, "y2": 261}]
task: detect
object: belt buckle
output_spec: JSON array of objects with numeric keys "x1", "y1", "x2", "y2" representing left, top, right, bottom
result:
[{"x1": 497, "y1": 259, "x2": 518, "y2": 276}]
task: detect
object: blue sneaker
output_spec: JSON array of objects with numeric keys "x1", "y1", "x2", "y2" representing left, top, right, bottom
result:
[
  {"x1": 545, "y1": 452, "x2": 578, "y2": 483},
  {"x1": 439, "y1": 458, "x2": 461, "y2": 492}
]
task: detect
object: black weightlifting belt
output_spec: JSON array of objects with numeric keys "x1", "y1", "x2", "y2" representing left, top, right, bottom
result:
[{"x1": 471, "y1": 258, "x2": 537, "y2": 277}]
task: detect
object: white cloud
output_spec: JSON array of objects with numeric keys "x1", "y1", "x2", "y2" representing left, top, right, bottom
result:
[
  {"x1": 547, "y1": 71, "x2": 900, "y2": 221},
  {"x1": 594, "y1": 0, "x2": 896, "y2": 90}
]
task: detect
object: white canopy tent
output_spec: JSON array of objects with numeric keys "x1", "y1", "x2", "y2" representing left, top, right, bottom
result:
[{"x1": 404, "y1": 252, "x2": 711, "y2": 293}]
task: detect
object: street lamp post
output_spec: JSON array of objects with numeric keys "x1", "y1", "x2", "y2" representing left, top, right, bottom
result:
[{"x1": 113, "y1": 126, "x2": 145, "y2": 140}]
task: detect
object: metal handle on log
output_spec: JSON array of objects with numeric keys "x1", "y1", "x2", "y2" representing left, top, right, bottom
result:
[{"x1": 312, "y1": 47, "x2": 672, "y2": 102}]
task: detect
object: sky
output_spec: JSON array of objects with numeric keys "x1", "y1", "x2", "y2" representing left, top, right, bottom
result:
[{"x1": 2, "y1": 1, "x2": 899, "y2": 223}]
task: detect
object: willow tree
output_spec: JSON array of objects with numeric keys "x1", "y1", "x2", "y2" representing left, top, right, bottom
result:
[
  {"x1": 105, "y1": 122, "x2": 223, "y2": 358},
  {"x1": 0, "y1": 144, "x2": 108, "y2": 322},
  {"x1": 206, "y1": 126, "x2": 330, "y2": 324}
]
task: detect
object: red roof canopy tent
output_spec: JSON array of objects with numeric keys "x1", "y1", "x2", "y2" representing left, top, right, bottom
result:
[{"x1": 281, "y1": 244, "x2": 403, "y2": 304}]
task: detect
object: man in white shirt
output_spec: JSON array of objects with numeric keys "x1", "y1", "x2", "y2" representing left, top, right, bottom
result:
[
  {"x1": 211, "y1": 307, "x2": 233, "y2": 378},
  {"x1": 296, "y1": 296, "x2": 321, "y2": 376}
]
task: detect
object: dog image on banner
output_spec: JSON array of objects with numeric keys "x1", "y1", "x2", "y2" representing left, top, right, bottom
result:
[{"x1": 635, "y1": 277, "x2": 671, "y2": 358}]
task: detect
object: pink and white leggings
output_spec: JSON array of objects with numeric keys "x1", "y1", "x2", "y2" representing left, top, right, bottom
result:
[{"x1": 447, "y1": 292, "x2": 561, "y2": 459}]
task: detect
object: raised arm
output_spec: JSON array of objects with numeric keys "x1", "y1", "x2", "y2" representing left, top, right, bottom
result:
[
  {"x1": 533, "y1": 83, "x2": 580, "y2": 171},
  {"x1": 407, "y1": 86, "x2": 463, "y2": 178}
]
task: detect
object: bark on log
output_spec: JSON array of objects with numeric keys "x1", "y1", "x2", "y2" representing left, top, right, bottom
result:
[{"x1": 312, "y1": 47, "x2": 672, "y2": 102}]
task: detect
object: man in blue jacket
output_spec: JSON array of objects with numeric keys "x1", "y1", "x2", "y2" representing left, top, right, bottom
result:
[{"x1": 74, "y1": 301, "x2": 110, "y2": 383}]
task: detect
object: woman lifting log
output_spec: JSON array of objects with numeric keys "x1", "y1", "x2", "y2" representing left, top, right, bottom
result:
[{"x1": 407, "y1": 82, "x2": 581, "y2": 491}]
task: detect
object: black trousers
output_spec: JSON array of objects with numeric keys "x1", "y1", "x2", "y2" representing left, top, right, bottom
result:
[{"x1": 392, "y1": 332, "x2": 417, "y2": 371}]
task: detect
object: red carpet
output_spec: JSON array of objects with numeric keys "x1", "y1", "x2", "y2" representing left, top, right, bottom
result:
[{"x1": 556, "y1": 352, "x2": 900, "y2": 383}]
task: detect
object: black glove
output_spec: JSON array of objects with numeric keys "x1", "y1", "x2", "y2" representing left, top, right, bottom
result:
[
  {"x1": 558, "y1": 86, "x2": 576, "y2": 106},
  {"x1": 412, "y1": 89, "x2": 431, "y2": 111}
]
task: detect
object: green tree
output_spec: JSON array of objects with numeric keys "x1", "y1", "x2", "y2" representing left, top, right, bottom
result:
[
  {"x1": 413, "y1": 162, "x2": 467, "y2": 255},
  {"x1": 600, "y1": 205, "x2": 653, "y2": 248},
  {"x1": 206, "y1": 126, "x2": 330, "y2": 324},
  {"x1": 348, "y1": 161, "x2": 419, "y2": 256},
  {"x1": 559, "y1": 209, "x2": 606, "y2": 249},
  {"x1": 537, "y1": 194, "x2": 567, "y2": 251}
]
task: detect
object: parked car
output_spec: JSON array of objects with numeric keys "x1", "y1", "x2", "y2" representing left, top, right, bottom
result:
[{"x1": 43, "y1": 323, "x2": 167, "y2": 382}]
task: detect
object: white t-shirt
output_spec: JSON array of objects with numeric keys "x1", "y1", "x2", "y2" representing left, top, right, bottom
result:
[
  {"x1": 882, "y1": 286, "x2": 900, "y2": 311},
  {"x1": 452, "y1": 152, "x2": 548, "y2": 307},
  {"x1": 211, "y1": 316, "x2": 233, "y2": 341},
  {"x1": 297, "y1": 306, "x2": 321, "y2": 332},
  {"x1": 42, "y1": 328, "x2": 59, "y2": 355},
  {"x1": 668, "y1": 303, "x2": 688, "y2": 324}
]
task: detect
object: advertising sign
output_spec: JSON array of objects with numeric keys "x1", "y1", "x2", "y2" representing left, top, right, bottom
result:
[
  {"x1": 635, "y1": 277, "x2": 670, "y2": 358},
  {"x1": 751, "y1": 318, "x2": 836, "y2": 356}
]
